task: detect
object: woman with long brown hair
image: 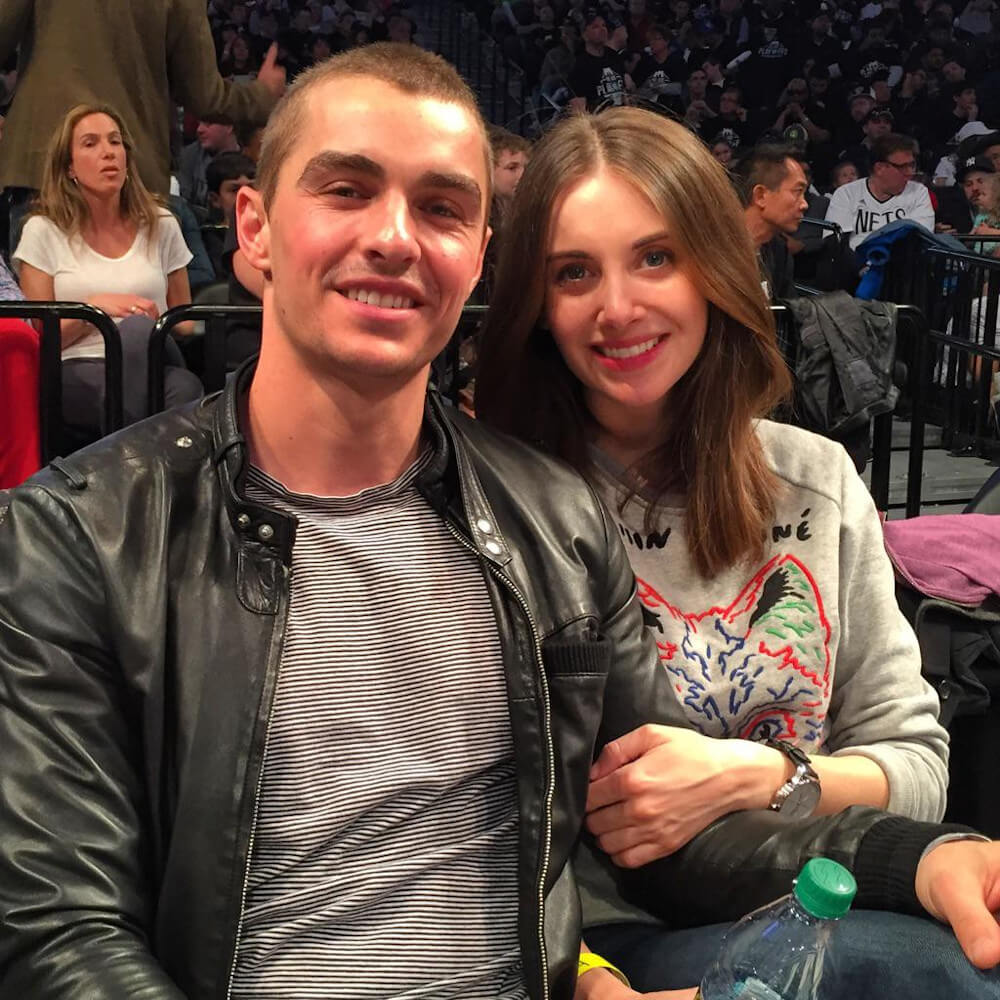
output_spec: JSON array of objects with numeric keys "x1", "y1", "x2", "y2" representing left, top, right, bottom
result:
[
  {"x1": 476, "y1": 107, "x2": 956, "y2": 993},
  {"x1": 13, "y1": 103, "x2": 201, "y2": 430}
]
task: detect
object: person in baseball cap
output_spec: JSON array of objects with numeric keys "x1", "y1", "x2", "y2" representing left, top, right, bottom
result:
[{"x1": 974, "y1": 130, "x2": 1000, "y2": 172}]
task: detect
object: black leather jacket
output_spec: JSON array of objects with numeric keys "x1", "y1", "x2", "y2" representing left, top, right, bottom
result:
[{"x1": 0, "y1": 369, "x2": 955, "y2": 999}]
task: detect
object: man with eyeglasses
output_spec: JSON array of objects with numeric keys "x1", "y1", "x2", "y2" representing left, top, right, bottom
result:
[{"x1": 825, "y1": 132, "x2": 934, "y2": 248}]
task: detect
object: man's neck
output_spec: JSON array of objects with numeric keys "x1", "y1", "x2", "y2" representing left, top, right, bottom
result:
[
  {"x1": 867, "y1": 174, "x2": 896, "y2": 200},
  {"x1": 245, "y1": 338, "x2": 430, "y2": 498},
  {"x1": 745, "y1": 208, "x2": 774, "y2": 248},
  {"x1": 585, "y1": 41, "x2": 605, "y2": 56}
]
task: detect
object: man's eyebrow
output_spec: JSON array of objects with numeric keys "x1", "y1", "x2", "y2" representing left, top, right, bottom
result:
[
  {"x1": 417, "y1": 170, "x2": 483, "y2": 209},
  {"x1": 297, "y1": 151, "x2": 386, "y2": 188}
]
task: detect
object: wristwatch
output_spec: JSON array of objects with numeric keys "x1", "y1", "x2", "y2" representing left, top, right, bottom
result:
[{"x1": 765, "y1": 738, "x2": 821, "y2": 819}]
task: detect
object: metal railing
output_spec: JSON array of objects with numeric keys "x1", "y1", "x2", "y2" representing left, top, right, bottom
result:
[
  {"x1": 908, "y1": 246, "x2": 1000, "y2": 459},
  {"x1": 0, "y1": 301, "x2": 123, "y2": 463},
  {"x1": 437, "y1": 2, "x2": 534, "y2": 133},
  {"x1": 147, "y1": 303, "x2": 489, "y2": 415},
  {"x1": 147, "y1": 303, "x2": 262, "y2": 414}
]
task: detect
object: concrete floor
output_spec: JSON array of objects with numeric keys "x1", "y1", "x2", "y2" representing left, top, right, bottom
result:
[{"x1": 863, "y1": 419, "x2": 998, "y2": 518}]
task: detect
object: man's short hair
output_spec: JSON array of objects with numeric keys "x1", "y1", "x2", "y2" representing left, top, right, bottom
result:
[
  {"x1": 732, "y1": 144, "x2": 799, "y2": 207},
  {"x1": 256, "y1": 43, "x2": 490, "y2": 210},
  {"x1": 206, "y1": 151, "x2": 257, "y2": 194},
  {"x1": 488, "y1": 125, "x2": 531, "y2": 160},
  {"x1": 871, "y1": 132, "x2": 917, "y2": 165}
]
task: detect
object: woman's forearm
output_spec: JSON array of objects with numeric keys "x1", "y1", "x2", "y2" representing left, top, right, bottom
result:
[{"x1": 60, "y1": 317, "x2": 96, "y2": 349}]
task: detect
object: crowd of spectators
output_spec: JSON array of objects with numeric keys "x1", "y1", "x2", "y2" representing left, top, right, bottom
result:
[
  {"x1": 476, "y1": 0, "x2": 1000, "y2": 248},
  {"x1": 1, "y1": 0, "x2": 999, "y2": 453}
]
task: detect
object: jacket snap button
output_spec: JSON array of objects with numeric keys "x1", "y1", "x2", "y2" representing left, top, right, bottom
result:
[
  {"x1": 476, "y1": 518, "x2": 493, "y2": 534},
  {"x1": 237, "y1": 514, "x2": 251, "y2": 529},
  {"x1": 257, "y1": 524, "x2": 275, "y2": 541},
  {"x1": 175, "y1": 436, "x2": 193, "y2": 449},
  {"x1": 484, "y1": 539, "x2": 502, "y2": 555}
]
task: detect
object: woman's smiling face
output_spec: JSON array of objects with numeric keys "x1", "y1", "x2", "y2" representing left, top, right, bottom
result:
[{"x1": 544, "y1": 168, "x2": 708, "y2": 437}]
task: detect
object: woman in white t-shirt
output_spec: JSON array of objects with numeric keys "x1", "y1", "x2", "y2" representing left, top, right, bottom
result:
[{"x1": 13, "y1": 103, "x2": 202, "y2": 429}]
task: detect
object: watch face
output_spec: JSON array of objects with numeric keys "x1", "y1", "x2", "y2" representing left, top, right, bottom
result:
[{"x1": 781, "y1": 778, "x2": 822, "y2": 820}]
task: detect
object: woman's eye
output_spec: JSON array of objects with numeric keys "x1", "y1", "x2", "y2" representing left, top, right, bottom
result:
[
  {"x1": 555, "y1": 262, "x2": 589, "y2": 283},
  {"x1": 643, "y1": 249, "x2": 670, "y2": 268}
]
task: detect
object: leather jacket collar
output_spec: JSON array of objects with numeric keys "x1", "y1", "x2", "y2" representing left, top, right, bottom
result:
[{"x1": 208, "y1": 360, "x2": 511, "y2": 569}]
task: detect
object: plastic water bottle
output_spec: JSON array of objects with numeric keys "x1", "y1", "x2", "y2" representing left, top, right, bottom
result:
[{"x1": 696, "y1": 857, "x2": 857, "y2": 1000}]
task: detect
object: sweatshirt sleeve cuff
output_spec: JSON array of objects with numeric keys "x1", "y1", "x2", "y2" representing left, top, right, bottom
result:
[{"x1": 853, "y1": 816, "x2": 983, "y2": 914}]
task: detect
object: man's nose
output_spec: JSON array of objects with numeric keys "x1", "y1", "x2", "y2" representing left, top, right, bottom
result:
[{"x1": 364, "y1": 192, "x2": 420, "y2": 268}]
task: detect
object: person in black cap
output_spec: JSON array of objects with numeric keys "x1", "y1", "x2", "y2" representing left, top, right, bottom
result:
[
  {"x1": 926, "y1": 80, "x2": 982, "y2": 151},
  {"x1": 568, "y1": 7, "x2": 632, "y2": 111},
  {"x1": 960, "y1": 155, "x2": 1000, "y2": 230},
  {"x1": 839, "y1": 106, "x2": 895, "y2": 177},
  {"x1": 835, "y1": 85, "x2": 877, "y2": 152},
  {"x1": 975, "y1": 130, "x2": 1000, "y2": 172}
]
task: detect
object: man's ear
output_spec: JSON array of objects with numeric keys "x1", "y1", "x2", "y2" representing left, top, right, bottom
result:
[
  {"x1": 236, "y1": 185, "x2": 271, "y2": 279},
  {"x1": 208, "y1": 191, "x2": 222, "y2": 210},
  {"x1": 751, "y1": 182, "x2": 770, "y2": 212}
]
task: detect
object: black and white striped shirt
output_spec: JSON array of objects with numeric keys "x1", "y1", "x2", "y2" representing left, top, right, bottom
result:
[{"x1": 231, "y1": 455, "x2": 525, "y2": 999}]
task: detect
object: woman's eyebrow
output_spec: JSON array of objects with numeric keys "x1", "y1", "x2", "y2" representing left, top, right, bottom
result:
[{"x1": 632, "y1": 230, "x2": 672, "y2": 250}]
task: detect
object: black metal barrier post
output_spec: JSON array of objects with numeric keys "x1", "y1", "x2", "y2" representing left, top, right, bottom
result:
[
  {"x1": 147, "y1": 303, "x2": 488, "y2": 415},
  {"x1": 0, "y1": 301, "x2": 123, "y2": 463},
  {"x1": 147, "y1": 303, "x2": 263, "y2": 415}
]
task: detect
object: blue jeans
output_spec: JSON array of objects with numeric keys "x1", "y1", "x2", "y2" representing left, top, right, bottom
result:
[{"x1": 585, "y1": 910, "x2": 1000, "y2": 998}]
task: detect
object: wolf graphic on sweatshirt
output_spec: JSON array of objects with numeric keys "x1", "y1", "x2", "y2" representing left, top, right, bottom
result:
[{"x1": 586, "y1": 419, "x2": 949, "y2": 821}]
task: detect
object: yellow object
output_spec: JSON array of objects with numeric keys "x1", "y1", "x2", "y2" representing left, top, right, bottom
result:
[{"x1": 577, "y1": 952, "x2": 631, "y2": 987}]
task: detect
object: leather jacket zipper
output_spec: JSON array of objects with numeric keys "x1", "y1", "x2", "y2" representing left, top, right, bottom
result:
[
  {"x1": 445, "y1": 521, "x2": 554, "y2": 1000},
  {"x1": 225, "y1": 565, "x2": 292, "y2": 1000}
]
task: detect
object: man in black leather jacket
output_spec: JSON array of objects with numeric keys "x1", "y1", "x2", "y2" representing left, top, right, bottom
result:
[{"x1": 3, "y1": 43, "x2": 1000, "y2": 1000}]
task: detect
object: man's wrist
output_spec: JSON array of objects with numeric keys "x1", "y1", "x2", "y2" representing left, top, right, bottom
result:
[{"x1": 920, "y1": 832, "x2": 991, "y2": 863}]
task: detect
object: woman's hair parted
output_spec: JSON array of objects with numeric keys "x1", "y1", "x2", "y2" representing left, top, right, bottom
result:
[
  {"x1": 475, "y1": 107, "x2": 792, "y2": 578},
  {"x1": 34, "y1": 103, "x2": 163, "y2": 239}
]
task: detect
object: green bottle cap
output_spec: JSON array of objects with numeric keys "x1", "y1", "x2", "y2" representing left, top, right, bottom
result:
[{"x1": 793, "y1": 857, "x2": 857, "y2": 919}]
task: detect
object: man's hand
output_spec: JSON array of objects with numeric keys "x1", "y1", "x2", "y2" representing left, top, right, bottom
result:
[
  {"x1": 586, "y1": 725, "x2": 782, "y2": 866},
  {"x1": 257, "y1": 42, "x2": 287, "y2": 100},
  {"x1": 915, "y1": 840, "x2": 1000, "y2": 969}
]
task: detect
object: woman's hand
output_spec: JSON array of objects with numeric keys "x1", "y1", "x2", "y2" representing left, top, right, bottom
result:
[
  {"x1": 574, "y1": 966, "x2": 698, "y2": 1000},
  {"x1": 586, "y1": 725, "x2": 786, "y2": 865},
  {"x1": 88, "y1": 293, "x2": 159, "y2": 320},
  {"x1": 972, "y1": 224, "x2": 1000, "y2": 236}
]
